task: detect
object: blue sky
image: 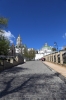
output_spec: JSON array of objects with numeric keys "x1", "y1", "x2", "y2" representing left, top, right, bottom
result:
[{"x1": 0, "y1": 0, "x2": 66, "y2": 50}]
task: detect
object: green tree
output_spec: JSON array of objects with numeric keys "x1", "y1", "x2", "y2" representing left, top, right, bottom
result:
[
  {"x1": 63, "y1": 46, "x2": 66, "y2": 50},
  {"x1": 0, "y1": 17, "x2": 8, "y2": 31},
  {"x1": 28, "y1": 49, "x2": 35, "y2": 60},
  {"x1": 52, "y1": 47, "x2": 56, "y2": 51},
  {"x1": 0, "y1": 16, "x2": 9, "y2": 55},
  {"x1": 23, "y1": 48, "x2": 28, "y2": 58},
  {"x1": 0, "y1": 36, "x2": 10, "y2": 55},
  {"x1": 23, "y1": 48, "x2": 35, "y2": 60}
]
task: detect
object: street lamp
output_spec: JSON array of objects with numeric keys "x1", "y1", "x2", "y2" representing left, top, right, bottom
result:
[{"x1": 54, "y1": 42, "x2": 58, "y2": 51}]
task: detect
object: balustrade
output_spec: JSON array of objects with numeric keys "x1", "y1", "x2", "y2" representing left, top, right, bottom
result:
[{"x1": 44, "y1": 51, "x2": 66, "y2": 65}]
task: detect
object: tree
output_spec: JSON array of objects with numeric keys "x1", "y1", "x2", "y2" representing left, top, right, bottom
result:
[
  {"x1": 0, "y1": 16, "x2": 9, "y2": 55},
  {"x1": 0, "y1": 17, "x2": 8, "y2": 31},
  {"x1": 28, "y1": 49, "x2": 35, "y2": 60},
  {"x1": 23, "y1": 48, "x2": 35, "y2": 60},
  {"x1": 62, "y1": 46, "x2": 66, "y2": 50},
  {"x1": 23, "y1": 48, "x2": 28, "y2": 58},
  {"x1": 0, "y1": 36, "x2": 10, "y2": 55},
  {"x1": 52, "y1": 47, "x2": 56, "y2": 51}
]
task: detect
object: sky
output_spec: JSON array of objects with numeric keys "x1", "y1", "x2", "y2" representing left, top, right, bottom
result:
[{"x1": 0, "y1": 0, "x2": 66, "y2": 50}]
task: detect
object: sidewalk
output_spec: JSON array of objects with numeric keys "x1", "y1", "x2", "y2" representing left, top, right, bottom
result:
[{"x1": 43, "y1": 61, "x2": 66, "y2": 78}]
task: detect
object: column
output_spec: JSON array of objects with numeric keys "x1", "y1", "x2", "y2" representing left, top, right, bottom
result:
[
  {"x1": 49, "y1": 55, "x2": 50, "y2": 61},
  {"x1": 10, "y1": 58, "x2": 13, "y2": 64},
  {"x1": 56, "y1": 53, "x2": 58, "y2": 64},
  {"x1": 60, "y1": 51, "x2": 63, "y2": 64}
]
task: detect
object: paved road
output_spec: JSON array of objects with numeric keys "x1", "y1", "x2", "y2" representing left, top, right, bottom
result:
[{"x1": 0, "y1": 61, "x2": 66, "y2": 100}]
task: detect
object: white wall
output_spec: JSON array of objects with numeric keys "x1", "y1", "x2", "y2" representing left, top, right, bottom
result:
[
  {"x1": 35, "y1": 53, "x2": 51, "y2": 60},
  {"x1": 35, "y1": 54, "x2": 44, "y2": 60},
  {"x1": 15, "y1": 48, "x2": 22, "y2": 53}
]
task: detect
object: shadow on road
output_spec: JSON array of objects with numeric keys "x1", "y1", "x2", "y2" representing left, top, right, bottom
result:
[
  {"x1": 0, "y1": 73, "x2": 66, "y2": 99},
  {"x1": 0, "y1": 66, "x2": 29, "y2": 74}
]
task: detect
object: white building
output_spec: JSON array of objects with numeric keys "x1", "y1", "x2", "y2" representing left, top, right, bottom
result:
[
  {"x1": 35, "y1": 43, "x2": 52, "y2": 60},
  {"x1": 15, "y1": 35, "x2": 34, "y2": 54},
  {"x1": 15, "y1": 35, "x2": 25, "y2": 54},
  {"x1": 15, "y1": 36, "x2": 53, "y2": 60}
]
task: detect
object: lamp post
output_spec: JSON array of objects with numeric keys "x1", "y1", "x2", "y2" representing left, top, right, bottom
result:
[{"x1": 54, "y1": 42, "x2": 58, "y2": 51}]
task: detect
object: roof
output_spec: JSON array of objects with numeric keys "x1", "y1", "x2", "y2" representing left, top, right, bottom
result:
[{"x1": 41, "y1": 43, "x2": 52, "y2": 50}]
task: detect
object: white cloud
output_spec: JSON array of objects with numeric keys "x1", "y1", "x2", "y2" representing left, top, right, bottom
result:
[
  {"x1": 62, "y1": 35, "x2": 65, "y2": 39},
  {"x1": 0, "y1": 30, "x2": 15, "y2": 43},
  {"x1": 10, "y1": 40, "x2": 13, "y2": 43},
  {"x1": 65, "y1": 33, "x2": 66, "y2": 36},
  {"x1": 62, "y1": 33, "x2": 66, "y2": 39}
]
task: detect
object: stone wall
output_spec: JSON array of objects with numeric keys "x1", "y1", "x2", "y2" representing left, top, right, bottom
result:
[
  {"x1": 44, "y1": 50, "x2": 66, "y2": 66},
  {"x1": 0, "y1": 55, "x2": 24, "y2": 71}
]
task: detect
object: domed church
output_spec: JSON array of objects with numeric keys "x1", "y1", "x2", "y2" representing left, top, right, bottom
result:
[
  {"x1": 38, "y1": 43, "x2": 52, "y2": 55},
  {"x1": 35, "y1": 43, "x2": 52, "y2": 60}
]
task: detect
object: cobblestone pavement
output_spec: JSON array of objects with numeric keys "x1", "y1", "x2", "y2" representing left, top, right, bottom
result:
[{"x1": 0, "y1": 61, "x2": 66, "y2": 100}]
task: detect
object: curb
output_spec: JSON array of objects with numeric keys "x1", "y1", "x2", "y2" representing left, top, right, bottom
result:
[{"x1": 42, "y1": 61, "x2": 66, "y2": 84}]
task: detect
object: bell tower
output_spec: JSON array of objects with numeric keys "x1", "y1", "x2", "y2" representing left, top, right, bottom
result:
[{"x1": 16, "y1": 34, "x2": 22, "y2": 47}]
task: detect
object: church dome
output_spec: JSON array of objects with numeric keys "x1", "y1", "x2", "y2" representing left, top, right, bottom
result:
[{"x1": 41, "y1": 43, "x2": 52, "y2": 51}]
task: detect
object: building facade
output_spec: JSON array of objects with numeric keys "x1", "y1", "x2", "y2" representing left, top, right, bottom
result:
[
  {"x1": 35, "y1": 43, "x2": 53, "y2": 60},
  {"x1": 15, "y1": 35, "x2": 25, "y2": 54}
]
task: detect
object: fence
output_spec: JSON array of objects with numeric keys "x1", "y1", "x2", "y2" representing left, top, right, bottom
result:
[{"x1": 44, "y1": 50, "x2": 66, "y2": 65}]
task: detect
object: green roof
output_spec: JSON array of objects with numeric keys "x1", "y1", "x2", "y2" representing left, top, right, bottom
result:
[{"x1": 42, "y1": 43, "x2": 52, "y2": 50}]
